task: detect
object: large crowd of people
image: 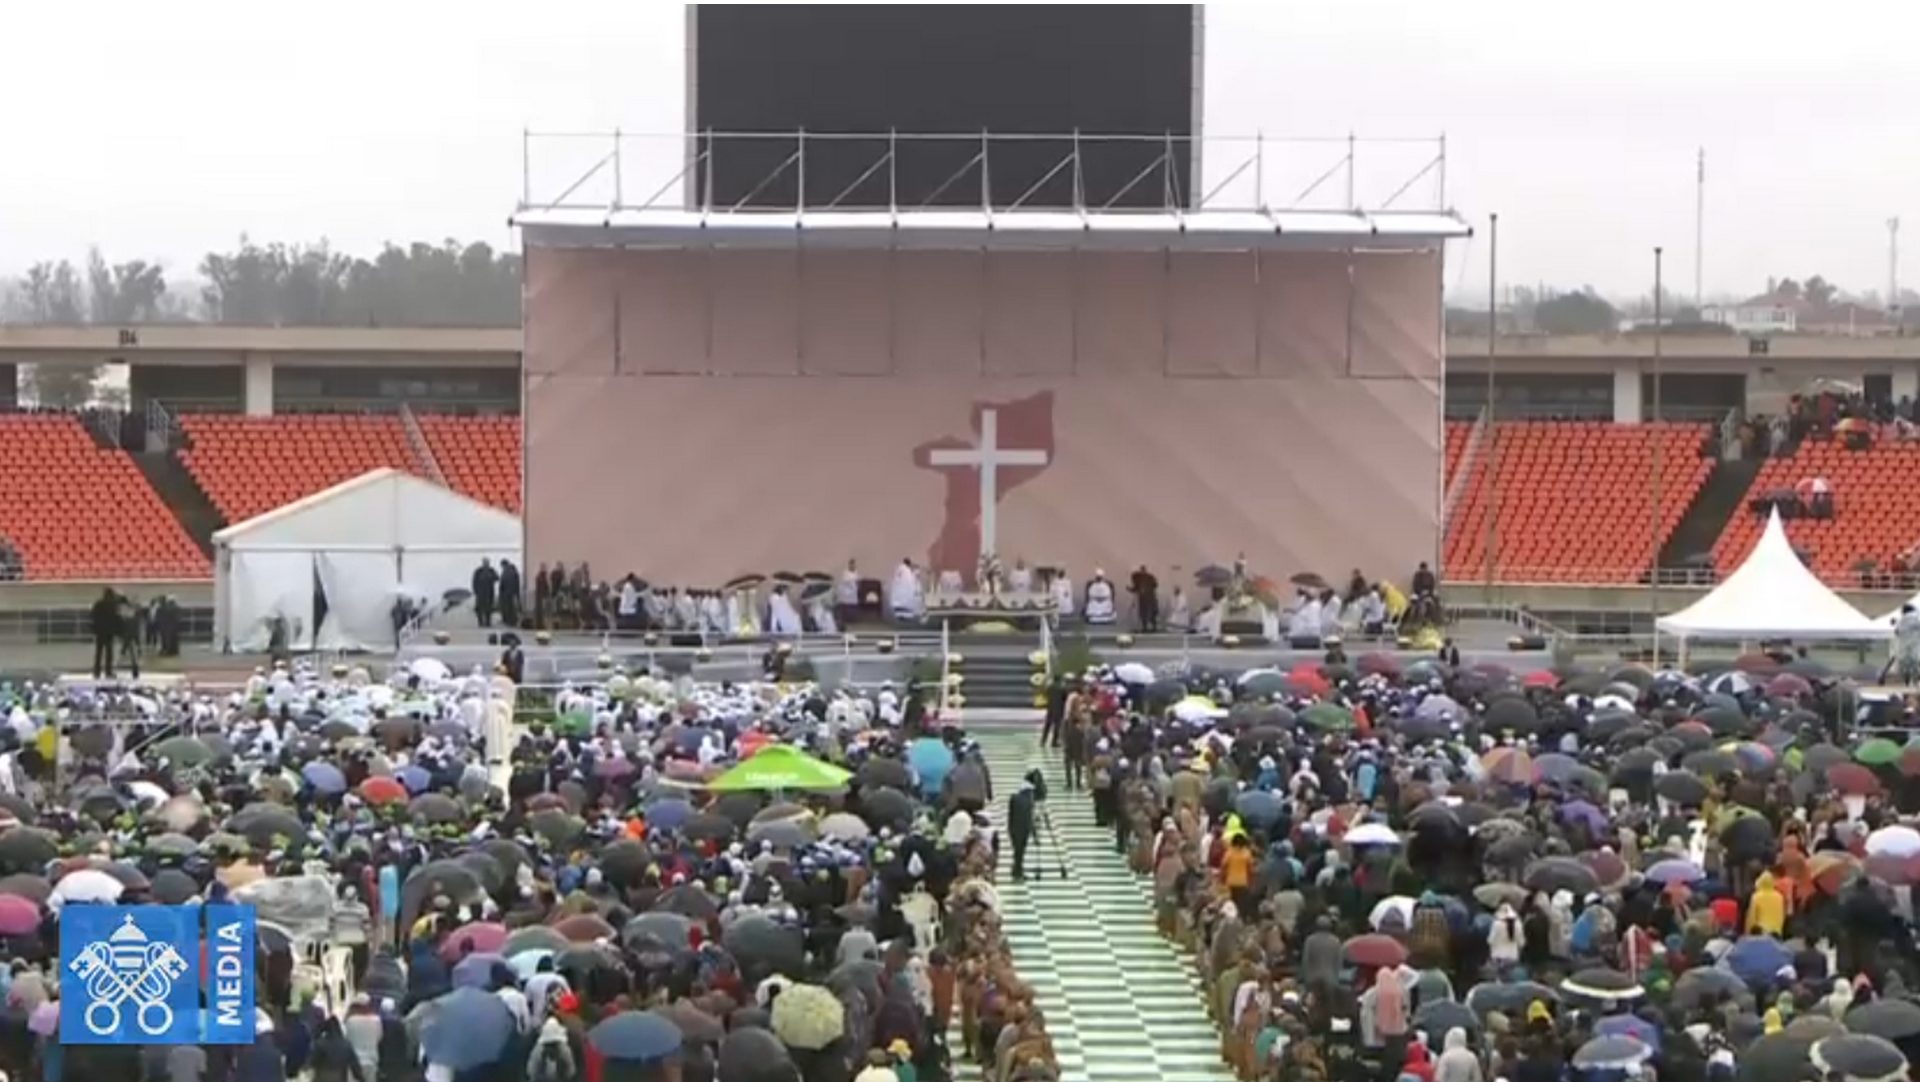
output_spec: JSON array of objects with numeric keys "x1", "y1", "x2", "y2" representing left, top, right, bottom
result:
[
  {"x1": 1044, "y1": 647, "x2": 1920, "y2": 1082},
  {"x1": 0, "y1": 661, "x2": 1050, "y2": 1082}
]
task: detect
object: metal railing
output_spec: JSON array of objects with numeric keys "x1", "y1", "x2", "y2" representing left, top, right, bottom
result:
[
  {"x1": 938, "y1": 619, "x2": 953, "y2": 716},
  {"x1": 521, "y1": 129, "x2": 1453, "y2": 217}
]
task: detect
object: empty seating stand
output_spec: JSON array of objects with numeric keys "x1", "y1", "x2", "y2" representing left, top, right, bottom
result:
[
  {"x1": 417, "y1": 415, "x2": 522, "y2": 513},
  {"x1": 1713, "y1": 437, "x2": 1920, "y2": 585},
  {"x1": 1443, "y1": 421, "x2": 1713, "y2": 584},
  {"x1": 178, "y1": 415, "x2": 424, "y2": 524},
  {"x1": 0, "y1": 415, "x2": 206, "y2": 580}
]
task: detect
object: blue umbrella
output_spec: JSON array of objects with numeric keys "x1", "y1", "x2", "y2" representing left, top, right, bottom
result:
[
  {"x1": 1558, "y1": 800, "x2": 1608, "y2": 835},
  {"x1": 421, "y1": 987, "x2": 513, "y2": 1069},
  {"x1": 1595, "y1": 1014, "x2": 1662, "y2": 1055},
  {"x1": 645, "y1": 798, "x2": 694, "y2": 832},
  {"x1": 397, "y1": 766, "x2": 432, "y2": 794},
  {"x1": 301, "y1": 762, "x2": 346, "y2": 795},
  {"x1": 1725, "y1": 935, "x2": 1793, "y2": 985},
  {"x1": 452, "y1": 952, "x2": 506, "y2": 989},
  {"x1": 589, "y1": 1010, "x2": 683, "y2": 1063},
  {"x1": 1235, "y1": 790, "x2": 1284, "y2": 830},
  {"x1": 907, "y1": 739, "x2": 955, "y2": 796},
  {"x1": 1644, "y1": 858, "x2": 1705, "y2": 885}
]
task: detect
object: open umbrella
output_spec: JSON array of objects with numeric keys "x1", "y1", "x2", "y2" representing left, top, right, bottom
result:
[
  {"x1": 1856, "y1": 738, "x2": 1903, "y2": 767},
  {"x1": 590, "y1": 1011, "x2": 684, "y2": 1064},
  {"x1": 1740, "y1": 1034, "x2": 1820, "y2": 1082},
  {"x1": 553, "y1": 913, "x2": 616, "y2": 943},
  {"x1": 625, "y1": 911, "x2": 695, "y2": 953},
  {"x1": 504, "y1": 925, "x2": 569, "y2": 958},
  {"x1": 1812, "y1": 1034, "x2": 1909, "y2": 1082},
  {"x1": 1465, "y1": 980, "x2": 1558, "y2": 1016},
  {"x1": 1481, "y1": 747, "x2": 1534, "y2": 786},
  {"x1": 1343, "y1": 933, "x2": 1407, "y2": 969},
  {"x1": 1560, "y1": 967, "x2": 1642, "y2": 1001},
  {"x1": 1523, "y1": 857, "x2": 1598, "y2": 896},
  {"x1": 1725, "y1": 935, "x2": 1793, "y2": 985},
  {"x1": 655, "y1": 1000, "x2": 725, "y2": 1045},
  {"x1": 420, "y1": 987, "x2": 513, "y2": 1069},
  {"x1": 710, "y1": 746, "x2": 851, "y2": 792},
  {"x1": 1846, "y1": 999, "x2": 1920, "y2": 1042},
  {"x1": 718, "y1": 1026, "x2": 797, "y2": 1082},
  {"x1": 769, "y1": 983, "x2": 844, "y2": 1051},
  {"x1": 1574, "y1": 1036, "x2": 1653, "y2": 1071},
  {"x1": 1671, "y1": 966, "x2": 1753, "y2": 1011},
  {"x1": 1645, "y1": 858, "x2": 1705, "y2": 885}
]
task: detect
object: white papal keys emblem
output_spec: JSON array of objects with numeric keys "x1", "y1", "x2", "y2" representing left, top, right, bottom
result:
[{"x1": 68, "y1": 914, "x2": 192, "y2": 1036}]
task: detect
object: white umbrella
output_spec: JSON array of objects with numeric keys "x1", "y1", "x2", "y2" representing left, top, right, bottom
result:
[
  {"x1": 50, "y1": 869, "x2": 125, "y2": 911},
  {"x1": 1370, "y1": 894, "x2": 1416, "y2": 930},
  {"x1": 1345, "y1": 823, "x2": 1402, "y2": 847},
  {"x1": 1113, "y1": 663, "x2": 1155, "y2": 685},
  {"x1": 408, "y1": 658, "x2": 452, "y2": 683},
  {"x1": 1866, "y1": 825, "x2": 1920, "y2": 859},
  {"x1": 1172, "y1": 696, "x2": 1227, "y2": 723},
  {"x1": 1236, "y1": 668, "x2": 1283, "y2": 685},
  {"x1": 1705, "y1": 671, "x2": 1755, "y2": 697},
  {"x1": 1593, "y1": 694, "x2": 1636, "y2": 713}
]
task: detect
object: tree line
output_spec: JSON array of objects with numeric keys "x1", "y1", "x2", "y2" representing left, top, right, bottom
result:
[
  {"x1": 1, "y1": 238, "x2": 522, "y2": 329},
  {"x1": 0, "y1": 239, "x2": 522, "y2": 406}
]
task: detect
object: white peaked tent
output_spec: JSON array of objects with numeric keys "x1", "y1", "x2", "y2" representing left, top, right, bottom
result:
[
  {"x1": 1657, "y1": 508, "x2": 1888, "y2": 643},
  {"x1": 213, "y1": 469, "x2": 522, "y2": 652}
]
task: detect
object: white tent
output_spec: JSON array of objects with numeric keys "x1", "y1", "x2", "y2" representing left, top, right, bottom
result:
[
  {"x1": 1656, "y1": 508, "x2": 1888, "y2": 642},
  {"x1": 213, "y1": 469, "x2": 522, "y2": 652}
]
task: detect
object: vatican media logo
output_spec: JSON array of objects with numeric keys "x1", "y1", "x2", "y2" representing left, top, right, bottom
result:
[{"x1": 60, "y1": 905, "x2": 257, "y2": 1045}]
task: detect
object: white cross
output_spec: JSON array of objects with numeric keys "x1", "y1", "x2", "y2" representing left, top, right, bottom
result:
[{"x1": 927, "y1": 407, "x2": 1050, "y2": 560}]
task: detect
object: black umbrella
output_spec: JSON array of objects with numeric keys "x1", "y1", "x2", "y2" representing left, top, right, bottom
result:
[
  {"x1": 725, "y1": 574, "x2": 767, "y2": 591},
  {"x1": 1671, "y1": 966, "x2": 1754, "y2": 1011},
  {"x1": 1486, "y1": 835, "x2": 1537, "y2": 867},
  {"x1": 150, "y1": 868, "x2": 199, "y2": 905},
  {"x1": 1194, "y1": 565, "x2": 1232, "y2": 588},
  {"x1": 1608, "y1": 746, "x2": 1663, "y2": 784},
  {"x1": 455, "y1": 852, "x2": 507, "y2": 895},
  {"x1": 771, "y1": 572, "x2": 805, "y2": 585},
  {"x1": 1561, "y1": 966, "x2": 1642, "y2": 1000},
  {"x1": 0, "y1": 873, "x2": 50, "y2": 904},
  {"x1": 1523, "y1": 857, "x2": 1599, "y2": 895},
  {"x1": 858, "y1": 787, "x2": 915, "y2": 829},
  {"x1": 1412, "y1": 999, "x2": 1479, "y2": 1035},
  {"x1": 1682, "y1": 750, "x2": 1740, "y2": 778},
  {"x1": 408, "y1": 793, "x2": 463, "y2": 825},
  {"x1": 529, "y1": 809, "x2": 586, "y2": 847},
  {"x1": 1465, "y1": 981, "x2": 1558, "y2": 1016},
  {"x1": 1739, "y1": 1033, "x2": 1819, "y2": 1082},
  {"x1": 1812, "y1": 1034, "x2": 1909, "y2": 1082},
  {"x1": 684, "y1": 813, "x2": 736, "y2": 843},
  {"x1": 363, "y1": 953, "x2": 407, "y2": 1002},
  {"x1": 624, "y1": 911, "x2": 695, "y2": 953},
  {"x1": 801, "y1": 581, "x2": 832, "y2": 601},
  {"x1": 856, "y1": 759, "x2": 913, "y2": 790},
  {"x1": 1721, "y1": 815, "x2": 1778, "y2": 862},
  {"x1": 654, "y1": 884, "x2": 721, "y2": 922},
  {"x1": 1655, "y1": 770, "x2": 1709, "y2": 806},
  {"x1": 722, "y1": 914, "x2": 805, "y2": 982},
  {"x1": 717, "y1": 1027, "x2": 796, "y2": 1082},
  {"x1": 1485, "y1": 697, "x2": 1540, "y2": 733},
  {"x1": 226, "y1": 804, "x2": 305, "y2": 849},
  {"x1": 399, "y1": 859, "x2": 484, "y2": 930},
  {"x1": 1846, "y1": 1000, "x2": 1920, "y2": 1042},
  {"x1": 1803, "y1": 744, "x2": 1849, "y2": 774},
  {"x1": 1145, "y1": 679, "x2": 1188, "y2": 711}
]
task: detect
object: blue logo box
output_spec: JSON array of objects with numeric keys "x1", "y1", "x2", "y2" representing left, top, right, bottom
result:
[{"x1": 60, "y1": 904, "x2": 256, "y2": 1045}]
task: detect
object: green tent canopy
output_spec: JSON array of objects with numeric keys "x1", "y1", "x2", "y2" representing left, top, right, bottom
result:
[{"x1": 707, "y1": 745, "x2": 852, "y2": 792}]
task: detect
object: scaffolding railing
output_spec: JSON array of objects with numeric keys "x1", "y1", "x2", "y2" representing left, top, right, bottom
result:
[{"x1": 520, "y1": 129, "x2": 1452, "y2": 218}]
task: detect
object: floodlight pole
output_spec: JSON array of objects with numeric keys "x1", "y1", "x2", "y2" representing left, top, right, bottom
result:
[
  {"x1": 1651, "y1": 247, "x2": 1666, "y2": 663},
  {"x1": 1482, "y1": 213, "x2": 1499, "y2": 604}
]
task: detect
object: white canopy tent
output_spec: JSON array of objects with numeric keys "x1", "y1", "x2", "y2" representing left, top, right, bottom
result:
[
  {"x1": 1656, "y1": 508, "x2": 1888, "y2": 648},
  {"x1": 213, "y1": 468, "x2": 522, "y2": 653}
]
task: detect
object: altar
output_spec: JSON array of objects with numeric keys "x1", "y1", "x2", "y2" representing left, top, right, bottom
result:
[{"x1": 924, "y1": 589, "x2": 1058, "y2": 627}]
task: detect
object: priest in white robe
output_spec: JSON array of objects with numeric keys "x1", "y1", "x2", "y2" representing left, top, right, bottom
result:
[
  {"x1": 767, "y1": 586, "x2": 804, "y2": 636},
  {"x1": 1008, "y1": 558, "x2": 1034, "y2": 595},
  {"x1": 1050, "y1": 569, "x2": 1075, "y2": 617},
  {"x1": 1287, "y1": 591, "x2": 1323, "y2": 641},
  {"x1": 809, "y1": 597, "x2": 837, "y2": 635},
  {"x1": 890, "y1": 559, "x2": 924, "y2": 621},
  {"x1": 1083, "y1": 570, "x2": 1117, "y2": 625},
  {"x1": 1197, "y1": 602, "x2": 1224, "y2": 642},
  {"x1": 835, "y1": 560, "x2": 860, "y2": 624},
  {"x1": 1167, "y1": 587, "x2": 1192, "y2": 632},
  {"x1": 700, "y1": 592, "x2": 727, "y2": 636}
]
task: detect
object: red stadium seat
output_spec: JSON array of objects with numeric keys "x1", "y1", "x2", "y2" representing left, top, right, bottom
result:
[{"x1": 0, "y1": 416, "x2": 207, "y2": 580}]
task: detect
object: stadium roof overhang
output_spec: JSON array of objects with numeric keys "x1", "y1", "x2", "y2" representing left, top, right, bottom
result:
[{"x1": 512, "y1": 207, "x2": 1471, "y2": 253}]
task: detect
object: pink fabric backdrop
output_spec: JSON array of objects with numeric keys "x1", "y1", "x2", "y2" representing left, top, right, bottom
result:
[{"x1": 524, "y1": 246, "x2": 1443, "y2": 585}]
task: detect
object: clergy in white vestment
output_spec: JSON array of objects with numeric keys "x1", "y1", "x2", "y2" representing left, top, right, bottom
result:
[
  {"x1": 1319, "y1": 593, "x2": 1345, "y2": 639},
  {"x1": 1287, "y1": 592, "x2": 1323, "y2": 641},
  {"x1": 672, "y1": 589, "x2": 698, "y2": 629},
  {"x1": 810, "y1": 597, "x2": 837, "y2": 635},
  {"x1": 1260, "y1": 600, "x2": 1281, "y2": 642},
  {"x1": 616, "y1": 579, "x2": 641, "y2": 629},
  {"x1": 1083, "y1": 571, "x2": 1117, "y2": 625},
  {"x1": 1167, "y1": 587, "x2": 1192, "y2": 632},
  {"x1": 1050, "y1": 569, "x2": 1075, "y2": 617},
  {"x1": 836, "y1": 561, "x2": 860, "y2": 608},
  {"x1": 1197, "y1": 602, "x2": 1223, "y2": 641},
  {"x1": 890, "y1": 559, "x2": 924, "y2": 620},
  {"x1": 700, "y1": 592, "x2": 727, "y2": 635},
  {"x1": 1008, "y1": 558, "x2": 1034, "y2": 595},
  {"x1": 767, "y1": 586, "x2": 804, "y2": 636}
]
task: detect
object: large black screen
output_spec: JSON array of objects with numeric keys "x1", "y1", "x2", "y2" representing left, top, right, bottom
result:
[{"x1": 692, "y1": 5, "x2": 1196, "y2": 210}]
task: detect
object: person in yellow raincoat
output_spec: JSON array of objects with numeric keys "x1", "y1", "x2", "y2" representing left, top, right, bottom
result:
[{"x1": 1745, "y1": 871, "x2": 1786, "y2": 937}]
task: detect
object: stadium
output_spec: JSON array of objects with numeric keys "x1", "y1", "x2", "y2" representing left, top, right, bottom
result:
[{"x1": 11, "y1": 7, "x2": 1920, "y2": 1082}]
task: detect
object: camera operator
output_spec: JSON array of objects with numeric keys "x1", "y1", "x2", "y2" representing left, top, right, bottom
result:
[{"x1": 1007, "y1": 769, "x2": 1047, "y2": 882}]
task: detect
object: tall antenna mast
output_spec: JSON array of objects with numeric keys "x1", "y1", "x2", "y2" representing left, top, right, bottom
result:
[
  {"x1": 1694, "y1": 147, "x2": 1705, "y2": 308},
  {"x1": 1889, "y1": 217, "x2": 1901, "y2": 319}
]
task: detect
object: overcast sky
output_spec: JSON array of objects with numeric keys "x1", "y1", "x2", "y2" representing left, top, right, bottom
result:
[{"x1": 4, "y1": 0, "x2": 1915, "y2": 300}]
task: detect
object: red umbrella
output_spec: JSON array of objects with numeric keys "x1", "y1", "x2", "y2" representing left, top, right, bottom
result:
[
  {"x1": 1358, "y1": 653, "x2": 1402, "y2": 679},
  {"x1": 1343, "y1": 933, "x2": 1408, "y2": 969},
  {"x1": 359, "y1": 777, "x2": 407, "y2": 806},
  {"x1": 1766, "y1": 673, "x2": 1812, "y2": 699},
  {"x1": 1828, "y1": 762, "x2": 1882, "y2": 797},
  {"x1": 0, "y1": 894, "x2": 38, "y2": 936},
  {"x1": 1581, "y1": 850, "x2": 1630, "y2": 890},
  {"x1": 1286, "y1": 664, "x2": 1331, "y2": 698},
  {"x1": 441, "y1": 921, "x2": 508, "y2": 961},
  {"x1": 1524, "y1": 670, "x2": 1560, "y2": 690},
  {"x1": 553, "y1": 913, "x2": 617, "y2": 943}
]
